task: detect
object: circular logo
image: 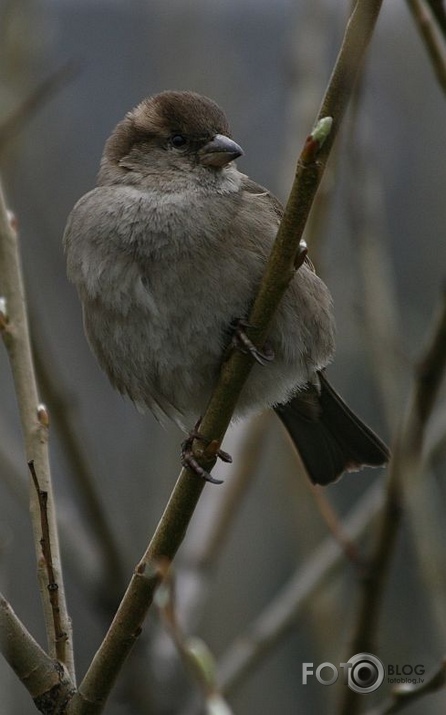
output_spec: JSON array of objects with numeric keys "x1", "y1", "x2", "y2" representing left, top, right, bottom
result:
[{"x1": 347, "y1": 653, "x2": 385, "y2": 693}]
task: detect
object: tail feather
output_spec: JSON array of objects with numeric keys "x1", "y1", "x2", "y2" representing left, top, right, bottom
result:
[{"x1": 274, "y1": 372, "x2": 390, "y2": 486}]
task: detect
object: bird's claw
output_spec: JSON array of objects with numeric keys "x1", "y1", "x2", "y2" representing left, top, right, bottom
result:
[
  {"x1": 181, "y1": 448, "x2": 224, "y2": 484},
  {"x1": 232, "y1": 319, "x2": 275, "y2": 366},
  {"x1": 181, "y1": 424, "x2": 232, "y2": 484}
]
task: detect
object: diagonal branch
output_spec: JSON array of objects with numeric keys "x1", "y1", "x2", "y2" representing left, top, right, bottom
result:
[
  {"x1": 65, "y1": 2, "x2": 385, "y2": 712},
  {"x1": 406, "y1": 0, "x2": 446, "y2": 95},
  {"x1": 60, "y1": 5, "x2": 385, "y2": 714},
  {"x1": 29, "y1": 460, "x2": 68, "y2": 665}
]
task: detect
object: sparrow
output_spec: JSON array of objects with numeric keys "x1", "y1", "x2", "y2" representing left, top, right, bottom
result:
[{"x1": 63, "y1": 90, "x2": 389, "y2": 485}]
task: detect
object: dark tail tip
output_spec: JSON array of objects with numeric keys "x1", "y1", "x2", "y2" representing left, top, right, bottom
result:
[{"x1": 274, "y1": 373, "x2": 390, "y2": 486}]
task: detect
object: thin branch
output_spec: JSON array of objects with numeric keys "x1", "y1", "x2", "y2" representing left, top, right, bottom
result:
[
  {"x1": 65, "y1": 3, "x2": 385, "y2": 711},
  {"x1": 310, "y1": 485, "x2": 366, "y2": 569},
  {"x1": 339, "y1": 291, "x2": 446, "y2": 715},
  {"x1": 28, "y1": 460, "x2": 68, "y2": 665},
  {"x1": 0, "y1": 594, "x2": 74, "y2": 709},
  {"x1": 406, "y1": 0, "x2": 446, "y2": 95},
  {"x1": 148, "y1": 417, "x2": 271, "y2": 707},
  {"x1": 0, "y1": 186, "x2": 74, "y2": 679},
  {"x1": 218, "y1": 481, "x2": 383, "y2": 695}
]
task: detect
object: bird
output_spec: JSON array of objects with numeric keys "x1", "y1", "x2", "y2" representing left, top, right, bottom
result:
[{"x1": 63, "y1": 90, "x2": 389, "y2": 485}]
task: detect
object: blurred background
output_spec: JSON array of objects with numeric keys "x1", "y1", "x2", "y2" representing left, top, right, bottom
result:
[{"x1": 1, "y1": 0, "x2": 446, "y2": 713}]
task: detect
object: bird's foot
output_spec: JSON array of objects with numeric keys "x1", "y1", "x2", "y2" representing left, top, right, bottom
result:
[
  {"x1": 231, "y1": 319, "x2": 275, "y2": 366},
  {"x1": 181, "y1": 421, "x2": 232, "y2": 485}
]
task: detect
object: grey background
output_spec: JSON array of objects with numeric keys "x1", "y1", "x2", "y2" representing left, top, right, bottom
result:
[{"x1": 1, "y1": 0, "x2": 446, "y2": 713}]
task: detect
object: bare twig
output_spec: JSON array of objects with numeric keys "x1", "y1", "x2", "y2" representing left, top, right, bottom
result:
[
  {"x1": 0, "y1": 185, "x2": 74, "y2": 679},
  {"x1": 425, "y1": 0, "x2": 446, "y2": 40},
  {"x1": 310, "y1": 485, "x2": 366, "y2": 569},
  {"x1": 156, "y1": 562, "x2": 234, "y2": 714},
  {"x1": 339, "y1": 291, "x2": 446, "y2": 715},
  {"x1": 28, "y1": 460, "x2": 68, "y2": 665},
  {"x1": 406, "y1": 0, "x2": 446, "y2": 94}
]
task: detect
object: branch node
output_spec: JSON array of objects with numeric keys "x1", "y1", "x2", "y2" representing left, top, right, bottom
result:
[
  {"x1": 294, "y1": 241, "x2": 308, "y2": 269},
  {"x1": 301, "y1": 116, "x2": 333, "y2": 163},
  {"x1": 37, "y1": 403, "x2": 50, "y2": 428},
  {"x1": 312, "y1": 116, "x2": 333, "y2": 147}
]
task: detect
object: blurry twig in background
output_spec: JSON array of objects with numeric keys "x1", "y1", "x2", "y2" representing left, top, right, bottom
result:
[
  {"x1": 344, "y1": 112, "x2": 405, "y2": 427},
  {"x1": 406, "y1": 0, "x2": 446, "y2": 94},
  {"x1": 280, "y1": 0, "x2": 337, "y2": 272},
  {"x1": 425, "y1": 0, "x2": 446, "y2": 41},
  {"x1": 339, "y1": 291, "x2": 446, "y2": 715},
  {"x1": 218, "y1": 480, "x2": 383, "y2": 696},
  {"x1": 156, "y1": 562, "x2": 234, "y2": 715},
  {"x1": 0, "y1": 62, "x2": 79, "y2": 160},
  {"x1": 401, "y1": 293, "x2": 446, "y2": 640},
  {"x1": 364, "y1": 659, "x2": 446, "y2": 715},
  {"x1": 0, "y1": 187, "x2": 74, "y2": 679},
  {"x1": 310, "y1": 485, "x2": 366, "y2": 570}
]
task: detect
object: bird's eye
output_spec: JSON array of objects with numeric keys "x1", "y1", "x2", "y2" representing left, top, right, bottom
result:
[{"x1": 170, "y1": 134, "x2": 188, "y2": 149}]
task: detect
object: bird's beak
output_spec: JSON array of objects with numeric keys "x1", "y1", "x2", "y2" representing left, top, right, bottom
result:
[{"x1": 199, "y1": 134, "x2": 243, "y2": 168}]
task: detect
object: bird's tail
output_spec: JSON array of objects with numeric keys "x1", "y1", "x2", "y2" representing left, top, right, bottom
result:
[{"x1": 274, "y1": 372, "x2": 390, "y2": 485}]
